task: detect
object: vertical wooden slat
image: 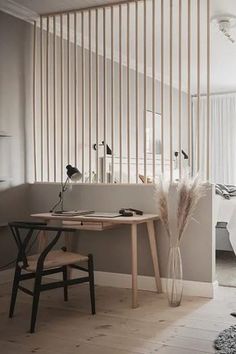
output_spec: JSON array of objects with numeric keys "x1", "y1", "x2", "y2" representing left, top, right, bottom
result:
[
  {"x1": 96, "y1": 9, "x2": 99, "y2": 183},
  {"x1": 206, "y1": 0, "x2": 210, "y2": 180},
  {"x1": 60, "y1": 14, "x2": 64, "y2": 181},
  {"x1": 111, "y1": 6, "x2": 114, "y2": 183},
  {"x1": 188, "y1": 0, "x2": 191, "y2": 172},
  {"x1": 33, "y1": 20, "x2": 37, "y2": 181},
  {"x1": 152, "y1": 0, "x2": 155, "y2": 182},
  {"x1": 81, "y1": 11, "x2": 85, "y2": 182},
  {"x1": 40, "y1": 16, "x2": 44, "y2": 182},
  {"x1": 89, "y1": 10, "x2": 92, "y2": 182},
  {"x1": 74, "y1": 12, "x2": 77, "y2": 168},
  {"x1": 46, "y1": 16, "x2": 50, "y2": 181},
  {"x1": 36, "y1": 1, "x2": 202, "y2": 186},
  {"x1": 53, "y1": 16, "x2": 56, "y2": 182},
  {"x1": 127, "y1": 3, "x2": 130, "y2": 183},
  {"x1": 179, "y1": 0, "x2": 182, "y2": 179},
  {"x1": 135, "y1": 1, "x2": 139, "y2": 184},
  {"x1": 161, "y1": 0, "x2": 164, "y2": 176},
  {"x1": 197, "y1": 0, "x2": 200, "y2": 172},
  {"x1": 67, "y1": 13, "x2": 70, "y2": 164},
  {"x1": 119, "y1": 5, "x2": 122, "y2": 183},
  {"x1": 169, "y1": 0, "x2": 173, "y2": 182},
  {"x1": 143, "y1": 0, "x2": 147, "y2": 183},
  {"x1": 103, "y1": 8, "x2": 107, "y2": 183}
]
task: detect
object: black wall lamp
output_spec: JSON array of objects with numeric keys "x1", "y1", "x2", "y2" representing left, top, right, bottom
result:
[
  {"x1": 93, "y1": 141, "x2": 112, "y2": 155},
  {"x1": 174, "y1": 150, "x2": 189, "y2": 160}
]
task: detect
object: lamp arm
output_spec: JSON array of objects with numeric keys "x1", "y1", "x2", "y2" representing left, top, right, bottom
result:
[
  {"x1": 49, "y1": 193, "x2": 62, "y2": 213},
  {"x1": 62, "y1": 177, "x2": 69, "y2": 192},
  {"x1": 49, "y1": 177, "x2": 69, "y2": 213}
]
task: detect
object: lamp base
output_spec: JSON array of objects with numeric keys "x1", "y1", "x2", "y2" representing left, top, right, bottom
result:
[{"x1": 52, "y1": 210, "x2": 68, "y2": 215}]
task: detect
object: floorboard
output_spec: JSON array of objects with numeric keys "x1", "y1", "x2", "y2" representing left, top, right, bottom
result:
[{"x1": 0, "y1": 281, "x2": 235, "y2": 353}]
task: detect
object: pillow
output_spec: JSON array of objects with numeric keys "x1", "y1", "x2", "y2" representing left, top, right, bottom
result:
[{"x1": 216, "y1": 184, "x2": 230, "y2": 199}]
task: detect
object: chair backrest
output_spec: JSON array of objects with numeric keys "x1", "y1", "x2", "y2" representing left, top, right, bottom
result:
[{"x1": 8, "y1": 221, "x2": 76, "y2": 270}]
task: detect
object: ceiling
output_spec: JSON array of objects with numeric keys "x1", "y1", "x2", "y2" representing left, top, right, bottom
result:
[
  {"x1": 9, "y1": 0, "x2": 236, "y2": 16},
  {"x1": 3, "y1": 0, "x2": 236, "y2": 93},
  {"x1": 7, "y1": 0, "x2": 124, "y2": 15}
]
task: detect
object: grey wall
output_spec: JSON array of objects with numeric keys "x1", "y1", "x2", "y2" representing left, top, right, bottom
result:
[
  {"x1": 29, "y1": 182, "x2": 215, "y2": 283},
  {"x1": 0, "y1": 11, "x2": 33, "y2": 267},
  {"x1": 0, "y1": 11, "x2": 215, "y2": 286},
  {"x1": 0, "y1": 11, "x2": 33, "y2": 186}
]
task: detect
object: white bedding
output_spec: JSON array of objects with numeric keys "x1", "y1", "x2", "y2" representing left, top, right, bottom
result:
[
  {"x1": 215, "y1": 195, "x2": 236, "y2": 254},
  {"x1": 215, "y1": 195, "x2": 236, "y2": 223}
]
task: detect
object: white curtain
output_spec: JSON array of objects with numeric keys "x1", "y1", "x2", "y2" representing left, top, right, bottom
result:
[{"x1": 192, "y1": 94, "x2": 236, "y2": 184}]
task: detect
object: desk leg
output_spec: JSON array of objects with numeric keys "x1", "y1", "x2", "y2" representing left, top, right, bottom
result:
[
  {"x1": 147, "y1": 221, "x2": 162, "y2": 293},
  {"x1": 131, "y1": 224, "x2": 138, "y2": 308},
  {"x1": 64, "y1": 232, "x2": 73, "y2": 280},
  {"x1": 38, "y1": 231, "x2": 48, "y2": 253}
]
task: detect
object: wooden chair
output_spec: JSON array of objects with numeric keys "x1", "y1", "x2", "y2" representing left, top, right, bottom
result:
[{"x1": 8, "y1": 221, "x2": 95, "y2": 333}]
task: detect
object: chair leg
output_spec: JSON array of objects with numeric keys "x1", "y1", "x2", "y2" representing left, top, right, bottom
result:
[
  {"x1": 9, "y1": 265, "x2": 21, "y2": 318},
  {"x1": 63, "y1": 266, "x2": 68, "y2": 302},
  {"x1": 30, "y1": 274, "x2": 42, "y2": 333},
  {"x1": 88, "y1": 254, "x2": 96, "y2": 315}
]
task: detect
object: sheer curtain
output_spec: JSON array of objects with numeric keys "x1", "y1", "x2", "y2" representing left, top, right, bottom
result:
[{"x1": 192, "y1": 94, "x2": 236, "y2": 184}]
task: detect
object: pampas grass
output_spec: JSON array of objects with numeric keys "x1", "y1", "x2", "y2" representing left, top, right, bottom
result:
[
  {"x1": 155, "y1": 175, "x2": 205, "y2": 244},
  {"x1": 177, "y1": 176, "x2": 205, "y2": 242},
  {"x1": 155, "y1": 175, "x2": 205, "y2": 307},
  {"x1": 155, "y1": 179, "x2": 171, "y2": 240}
]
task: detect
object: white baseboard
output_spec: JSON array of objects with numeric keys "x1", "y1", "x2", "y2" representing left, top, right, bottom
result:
[
  {"x1": 94, "y1": 271, "x2": 218, "y2": 298},
  {"x1": 0, "y1": 268, "x2": 218, "y2": 298}
]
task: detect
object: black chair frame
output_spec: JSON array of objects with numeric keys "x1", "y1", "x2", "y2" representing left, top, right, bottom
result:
[{"x1": 8, "y1": 221, "x2": 95, "y2": 333}]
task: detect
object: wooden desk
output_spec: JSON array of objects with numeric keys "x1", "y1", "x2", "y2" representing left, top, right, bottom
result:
[{"x1": 31, "y1": 213, "x2": 162, "y2": 308}]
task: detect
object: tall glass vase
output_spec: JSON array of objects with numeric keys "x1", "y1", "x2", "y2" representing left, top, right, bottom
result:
[{"x1": 166, "y1": 244, "x2": 183, "y2": 307}]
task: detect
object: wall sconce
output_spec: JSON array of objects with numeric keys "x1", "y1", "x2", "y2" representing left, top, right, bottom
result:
[
  {"x1": 174, "y1": 150, "x2": 189, "y2": 160},
  {"x1": 93, "y1": 141, "x2": 112, "y2": 155}
]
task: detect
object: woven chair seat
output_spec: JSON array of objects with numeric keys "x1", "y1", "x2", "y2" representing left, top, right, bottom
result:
[{"x1": 20, "y1": 250, "x2": 88, "y2": 272}]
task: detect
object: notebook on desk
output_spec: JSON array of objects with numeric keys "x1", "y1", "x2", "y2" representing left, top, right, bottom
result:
[
  {"x1": 51, "y1": 210, "x2": 94, "y2": 216},
  {"x1": 83, "y1": 212, "x2": 121, "y2": 218}
]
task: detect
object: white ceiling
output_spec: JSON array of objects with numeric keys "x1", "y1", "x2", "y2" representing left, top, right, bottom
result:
[
  {"x1": 4, "y1": 0, "x2": 236, "y2": 93},
  {"x1": 7, "y1": 0, "x2": 123, "y2": 14}
]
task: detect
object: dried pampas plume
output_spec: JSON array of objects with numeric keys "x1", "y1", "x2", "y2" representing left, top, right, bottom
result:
[
  {"x1": 177, "y1": 176, "x2": 205, "y2": 242},
  {"x1": 155, "y1": 176, "x2": 205, "y2": 244},
  {"x1": 154, "y1": 180, "x2": 171, "y2": 240}
]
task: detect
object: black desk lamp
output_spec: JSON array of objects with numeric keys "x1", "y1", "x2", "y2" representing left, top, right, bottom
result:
[{"x1": 50, "y1": 165, "x2": 82, "y2": 214}]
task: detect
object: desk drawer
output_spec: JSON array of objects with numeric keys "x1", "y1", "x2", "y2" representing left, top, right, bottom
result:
[{"x1": 62, "y1": 221, "x2": 116, "y2": 231}]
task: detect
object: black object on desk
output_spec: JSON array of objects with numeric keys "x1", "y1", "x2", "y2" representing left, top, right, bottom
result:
[{"x1": 119, "y1": 208, "x2": 143, "y2": 217}]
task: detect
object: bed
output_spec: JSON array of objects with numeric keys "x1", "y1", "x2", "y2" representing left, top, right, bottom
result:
[{"x1": 215, "y1": 193, "x2": 236, "y2": 253}]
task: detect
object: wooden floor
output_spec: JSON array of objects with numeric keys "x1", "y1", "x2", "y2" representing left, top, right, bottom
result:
[{"x1": 0, "y1": 281, "x2": 236, "y2": 354}]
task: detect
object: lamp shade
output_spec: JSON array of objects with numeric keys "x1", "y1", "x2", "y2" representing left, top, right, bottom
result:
[
  {"x1": 181, "y1": 150, "x2": 189, "y2": 160},
  {"x1": 66, "y1": 165, "x2": 82, "y2": 181}
]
